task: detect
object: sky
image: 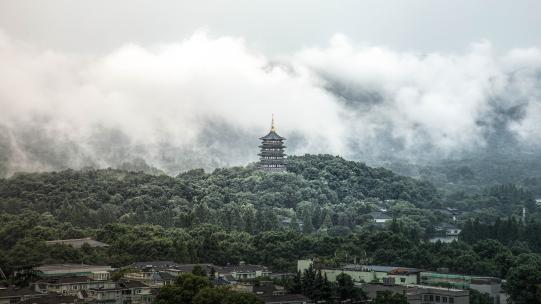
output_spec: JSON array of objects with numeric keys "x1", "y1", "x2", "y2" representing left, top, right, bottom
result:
[
  {"x1": 1, "y1": 0, "x2": 541, "y2": 55},
  {"x1": 0, "y1": 1, "x2": 541, "y2": 176}
]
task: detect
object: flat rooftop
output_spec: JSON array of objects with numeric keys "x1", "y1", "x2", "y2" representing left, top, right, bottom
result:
[
  {"x1": 342, "y1": 264, "x2": 421, "y2": 274},
  {"x1": 45, "y1": 238, "x2": 109, "y2": 248},
  {"x1": 35, "y1": 264, "x2": 112, "y2": 273}
]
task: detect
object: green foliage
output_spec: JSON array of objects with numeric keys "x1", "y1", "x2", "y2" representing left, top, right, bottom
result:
[
  {"x1": 155, "y1": 274, "x2": 262, "y2": 304},
  {"x1": 505, "y1": 254, "x2": 541, "y2": 304},
  {"x1": 155, "y1": 273, "x2": 213, "y2": 304},
  {"x1": 192, "y1": 265, "x2": 207, "y2": 277},
  {"x1": 336, "y1": 273, "x2": 364, "y2": 301},
  {"x1": 294, "y1": 266, "x2": 364, "y2": 302},
  {"x1": 1, "y1": 154, "x2": 541, "y2": 300},
  {"x1": 469, "y1": 289, "x2": 494, "y2": 304},
  {"x1": 461, "y1": 218, "x2": 541, "y2": 253}
]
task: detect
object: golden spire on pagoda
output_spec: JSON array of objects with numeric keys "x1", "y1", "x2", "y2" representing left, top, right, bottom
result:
[{"x1": 270, "y1": 114, "x2": 276, "y2": 132}]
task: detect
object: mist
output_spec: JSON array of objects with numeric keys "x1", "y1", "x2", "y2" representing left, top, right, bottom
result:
[{"x1": 1, "y1": 29, "x2": 541, "y2": 176}]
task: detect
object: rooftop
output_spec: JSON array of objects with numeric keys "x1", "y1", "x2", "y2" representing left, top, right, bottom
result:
[
  {"x1": 35, "y1": 264, "x2": 112, "y2": 274},
  {"x1": 0, "y1": 287, "x2": 41, "y2": 298},
  {"x1": 221, "y1": 264, "x2": 270, "y2": 274},
  {"x1": 260, "y1": 131, "x2": 285, "y2": 141},
  {"x1": 257, "y1": 293, "x2": 310, "y2": 303},
  {"x1": 38, "y1": 276, "x2": 95, "y2": 284},
  {"x1": 131, "y1": 261, "x2": 217, "y2": 273},
  {"x1": 19, "y1": 294, "x2": 79, "y2": 304},
  {"x1": 367, "y1": 211, "x2": 392, "y2": 220},
  {"x1": 45, "y1": 238, "x2": 109, "y2": 248},
  {"x1": 342, "y1": 264, "x2": 421, "y2": 274}
]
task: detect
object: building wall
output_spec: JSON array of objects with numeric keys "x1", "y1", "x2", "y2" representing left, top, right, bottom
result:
[
  {"x1": 421, "y1": 272, "x2": 501, "y2": 304},
  {"x1": 359, "y1": 283, "x2": 469, "y2": 304},
  {"x1": 470, "y1": 283, "x2": 501, "y2": 304},
  {"x1": 42, "y1": 280, "x2": 116, "y2": 295}
]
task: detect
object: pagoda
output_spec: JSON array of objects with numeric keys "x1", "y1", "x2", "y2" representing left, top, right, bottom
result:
[{"x1": 258, "y1": 115, "x2": 287, "y2": 172}]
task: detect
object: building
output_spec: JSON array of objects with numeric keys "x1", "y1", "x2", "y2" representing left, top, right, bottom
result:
[
  {"x1": 220, "y1": 262, "x2": 272, "y2": 281},
  {"x1": 87, "y1": 280, "x2": 153, "y2": 304},
  {"x1": 420, "y1": 272, "x2": 502, "y2": 304},
  {"x1": 234, "y1": 281, "x2": 311, "y2": 304},
  {"x1": 126, "y1": 261, "x2": 218, "y2": 287},
  {"x1": 429, "y1": 223, "x2": 462, "y2": 243},
  {"x1": 0, "y1": 287, "x2": 43, "y2": 304},
  {"x1": 126, "y1": 261, "x2": 271, "y2": 284},
  {"x1": 18, "y1": 294, "x2": 80, "y2": 304},
  {"x1": 45, "y1": 238, "x2": 109, "y2": 249},
  {"x1": 33, "y1": 275, "x2": 153, "y2": 304},
  {"x1": 258, "y1": 115, "x2": 287, "y2": 172},
  {"x1": 130, "y1": 261, "x2": 217, "y2": 277},
  {"x1": 34, "y1": 264, "x2": 112, "y2": 280},
  {"x1": 367, "y1": 212, "x2": 392, "y2": 224},
  {"x1": 436, "y1": 223, "x2": 462, "y2": 236},
  {"x1": 34, "y1": 275, "x2": 116, "y2": 296},
  {"x1": 297, "y1": 260, "x2": 421, "y2": 285},
  {"x1": 360, "y1": 283, "x2": 469, "y2": 304}
]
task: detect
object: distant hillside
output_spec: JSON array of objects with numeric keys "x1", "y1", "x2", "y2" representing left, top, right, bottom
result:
[
  {"x1": 0, "y1": 154, "x2": 438, "y2": 229},
  {"x1": 384, "y1": 153, "x2": 541, "y2": 196}
]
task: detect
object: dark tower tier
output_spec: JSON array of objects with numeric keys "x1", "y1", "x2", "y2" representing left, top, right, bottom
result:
[{"x1": 258, "y1": 115, "x2": 286, "y2": 172}]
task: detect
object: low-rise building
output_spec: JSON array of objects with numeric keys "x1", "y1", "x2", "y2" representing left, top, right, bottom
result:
[
  {"x1": 126, "y1": 261, "x2": 217, "y2": 287},
  {"x1": 35, "y1": 276, "x2": 116, "y2": 296},
  {"x1": 361, "y1": 283, "x2": 470, "y2": 304},
  {"x1": 126, "y1": 261, "x2": 272, "y2": 285},
  {"x1": 233, "y1": 281, "x2": 311, "y2": 304},
  {"x1": 429, "y1": 223, "x2": 462, "y2": 243},
  {"x1": 18, "y1": 294, "x2": 80, "y2": 304},
  {"x1": 298, "y1": 260, "x2": 421, "y2": 285},
  {"x1": 87, "y1": 280, "x2": 153, "y2": 304},
  {"x1": 420, "y1": 272, "x2": 502, "y2": 304},
  {"x1": 0, "y1": 287, "x2": 43, "y2": 304},
  {"x1": 367, "y1": 212, "x2": 392, "y2": 223},
  {"x1": 221, "y1": 262, "x2": 272, "y2": 280},
  {"x1": 34, "y1": 264, "x2": 112, "y2": 280}
]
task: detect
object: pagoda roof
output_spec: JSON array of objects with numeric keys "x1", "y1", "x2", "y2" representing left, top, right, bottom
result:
[{"x1": 259, "y1": 131, "x2": 285, "y2": 140}]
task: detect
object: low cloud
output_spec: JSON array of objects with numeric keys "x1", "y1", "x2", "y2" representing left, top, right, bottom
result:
[{"x1": 1, "y1": 30, "x2": 540, "y2": 176}]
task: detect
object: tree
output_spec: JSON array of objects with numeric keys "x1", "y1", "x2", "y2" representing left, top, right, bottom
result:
[
  {"x1": 301, "y1": 264, "x2": 316, "y2": 297},
  {"x1": 506, "y1": 254, "x2": 541, "y2": 304},
  {"x1": 320, "y1": 273, "x2": 334, "y2": 303},
  {"x1": 155, "y1": 273, "x2": 212, "y2": 304},
  {"x1": 290, "y1": 271, "x2": 302, "y2": 294},
  {"x1": 336, "y1": 273, "x2": 363, "y2": 301},
  {"x1": 469, "y1": 289, "x2": 494, "y2": 304},
  {"x1": 303, "y1": 212, "x2": 314, "y2": 234},
  {"x1": 321, "y1": 213, "x2": 333, "y2": 229},
  {"x1": 192, "y1": 265, "x2": 207, "y2": 277},
  {"x1": 193, "y1": 287, "x2": 229, "y2": 304}
]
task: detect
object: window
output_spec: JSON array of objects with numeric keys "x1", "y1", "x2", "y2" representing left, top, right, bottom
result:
[
  {"x1": 423, "y1": 295, "x2": 430, "y2": 301},
  {"x1": 442, "y1": 297, "x2": 447, "y2": 303},
  {"x1": 429, "y1": 295, "x2": 434, "y2": 301},
  {"x1": 400, "y1": 278, "x2": 406, "y2": 283},
  {"x1": 449, "y1": 297, "x2": 454, "y2": 304},
  {"x1": 436, "y1": 295, "x2": 440, "y2": 302}
]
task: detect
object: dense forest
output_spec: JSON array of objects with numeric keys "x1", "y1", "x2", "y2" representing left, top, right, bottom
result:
[{"x1": 1, "y1": 154, "x2": 540, "y2": 303}]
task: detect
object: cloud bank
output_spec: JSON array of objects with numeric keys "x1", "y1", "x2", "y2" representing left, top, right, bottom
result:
[{"x1": 1, "y1": 30, "x2": 540, "y2": 176}]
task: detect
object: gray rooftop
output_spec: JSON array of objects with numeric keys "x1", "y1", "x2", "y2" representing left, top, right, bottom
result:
[
  {"x1": 259, "y1": 131, "x2": 285, "y2": 141},
  {"x1": 45, "y1": 238, "x2": 109, "y2": 248},
  {"x1": 343, "y1": 264, "x2": 421, "y2": 274}
]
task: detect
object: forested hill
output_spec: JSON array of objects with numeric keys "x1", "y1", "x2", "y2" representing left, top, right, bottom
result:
[{"x1": 0, "y1": 154, "x2": 438, "y2": 229}]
